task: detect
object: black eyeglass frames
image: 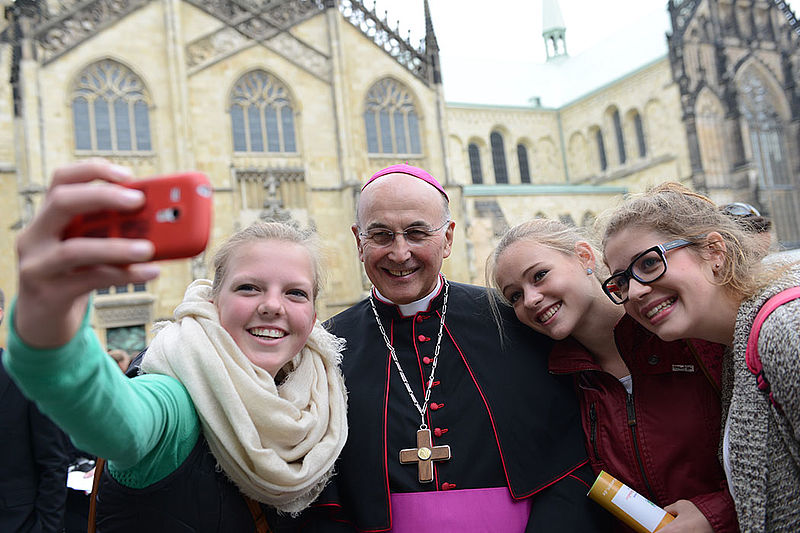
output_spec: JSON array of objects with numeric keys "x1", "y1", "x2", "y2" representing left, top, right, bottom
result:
[{"x1": 602, "y1": 239, "x2": 693, "y2": 304}]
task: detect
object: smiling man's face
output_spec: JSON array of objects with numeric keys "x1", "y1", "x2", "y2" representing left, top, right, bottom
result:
[{"x1": 352, "y1": 173, "x2": 453, "y2": 305}]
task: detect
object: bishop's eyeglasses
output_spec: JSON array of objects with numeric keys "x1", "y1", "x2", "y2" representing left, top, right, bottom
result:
[
  {"x1": 358, "y1": 220, "x2": 450, "y2": 247},
  {"x1": 602, "y1": 239, "x2": 693, "y2": 304}
]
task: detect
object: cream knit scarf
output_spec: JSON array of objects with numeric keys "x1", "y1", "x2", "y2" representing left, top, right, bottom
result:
[{"x1": 141, "y1": 279, "x2": 348, "y2": 513}]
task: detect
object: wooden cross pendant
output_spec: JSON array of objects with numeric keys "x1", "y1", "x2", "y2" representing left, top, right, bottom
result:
[{"x1": 399, "y1": 428, "x2": 451, "y2": 483}]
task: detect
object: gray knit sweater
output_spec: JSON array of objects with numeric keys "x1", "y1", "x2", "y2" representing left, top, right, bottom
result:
[{"x1": 727, "y1": 264, "x2": 800, "y2": 532}]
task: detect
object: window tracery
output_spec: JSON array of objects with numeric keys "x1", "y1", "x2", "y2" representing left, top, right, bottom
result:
[
  {"x1": 71, "y1": 59, "x2": 151, "y2": 153},
  {"x1": 364, "y1": 78, "x2": 422, "y2": 156},
  {"x1": 231, "y1": 70, "x2": 297, "y2": 153},
  {"x1": 738, "y1": 68, "x2": 798, "y2": 246}
]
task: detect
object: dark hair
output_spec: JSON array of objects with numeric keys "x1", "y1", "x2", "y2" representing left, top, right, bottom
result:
[
  {"x1": 108, "y1": 348, "x2": 129, "y2": 361},
  {"x1": 736, "y1": 215, "x2": 772, "y2": 234},
  {"x1": 720, "y1": 202, "x2": 772, "y2": 234}
]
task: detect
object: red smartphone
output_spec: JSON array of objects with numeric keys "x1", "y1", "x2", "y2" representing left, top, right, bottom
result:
[{"x1": 63, "y1": 171, "x2": 213, "y2": 261}]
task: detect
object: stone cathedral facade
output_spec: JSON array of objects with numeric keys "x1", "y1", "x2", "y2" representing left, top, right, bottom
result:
[
  {"x1": 668, "y1": 0, "x2": 800, "y2": 245},
  {"x1": 0, "y1": 0, "x2": 797, "y2": 352}
]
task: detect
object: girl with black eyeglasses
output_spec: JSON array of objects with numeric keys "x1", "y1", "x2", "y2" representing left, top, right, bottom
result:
[{"x1": 602, "y1": 182, "x2": 800, "y2": 533}]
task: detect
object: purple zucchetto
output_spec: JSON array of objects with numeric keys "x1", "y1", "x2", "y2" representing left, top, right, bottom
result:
[{"x1": 361, "y1": 163, "x2": 449, "y2": 202}]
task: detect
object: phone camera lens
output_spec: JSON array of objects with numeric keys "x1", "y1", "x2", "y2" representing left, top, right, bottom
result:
[{"x1": 155, "y1": 208, "x2": 180, "y2": 223}]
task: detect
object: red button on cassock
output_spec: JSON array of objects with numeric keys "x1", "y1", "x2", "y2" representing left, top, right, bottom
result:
[
  {"x1": 434, "y1": 427, "x2": 448, "y2": 437},
  {"x1": 422, "y1": 356, "x2": 432, "y2": 365},
  {"x1": 430, "y1": 402, "x2": 442, "y2": 411},
  {"x1": 441, "y1": 482, "x2": 456, "y2": 490},
  {"x1": 417, "y1": 334, "x2": 430, "y2": 342}
]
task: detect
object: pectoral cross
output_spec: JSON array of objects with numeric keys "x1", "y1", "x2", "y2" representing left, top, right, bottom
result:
[{"x1": 399, "y1": 428, "x2": 451, "y2": 483}]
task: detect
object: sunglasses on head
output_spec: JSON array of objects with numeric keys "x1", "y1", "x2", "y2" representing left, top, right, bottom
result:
[{"x1": 721, "y1": 202, "x2": 761, "y2": 218}]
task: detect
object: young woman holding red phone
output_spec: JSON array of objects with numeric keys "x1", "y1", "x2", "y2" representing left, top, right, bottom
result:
[{"x1": 3, "y1": 161, "x2": 348, "y2": 531}]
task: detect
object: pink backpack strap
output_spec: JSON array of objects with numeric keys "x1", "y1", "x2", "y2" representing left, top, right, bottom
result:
[{"x1": 746, "y1": 286, "x2": 800, "y2": 411}]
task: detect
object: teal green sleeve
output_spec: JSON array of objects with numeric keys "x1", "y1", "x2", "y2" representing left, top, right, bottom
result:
[{"x1": 3, "y1": 299, "x2": 201, "y2": 488}]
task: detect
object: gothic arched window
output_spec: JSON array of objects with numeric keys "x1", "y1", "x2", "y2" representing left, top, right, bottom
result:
[
  {"x1": 517, "y1": 144, "x2": 531, "y2": 183},
  {"x1": 72, "y1": 60, "x2": 152, "y2": 152},
  {"x1": 595, "y1": 129, "x2": 608, "y2": 171},
  {"x1": 739, "y1": 73, "x2": 791, "y2": 187},
  {"x1": 696, "y1": 90, "x2": 730, "y2": 188},
  {"x1": 490, "y1": 132, "x2": 508, "y2": 184},
  {"x1": 364, "y1": 79, "x2": 422, "y2": 155},
  {"x1": 559, "y1": 214, "x2": 576, "y2": 227},
  {"x1": 738, "y1": 69, "x2": 798, "y2": 246},
  {"x1": 613, "y1": 109, "x2": 626, "y2": 164},
  {"x1": 231, "y1": 71, "x2": 297, "y2": 153},
  {"x1": 468, "y1": 143, "x2": 483, "y2": 184},
  {"x1": 633, "y1": 112, "x2": 647, "y2": 157}
]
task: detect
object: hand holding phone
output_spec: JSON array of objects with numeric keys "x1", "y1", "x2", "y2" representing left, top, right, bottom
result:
[{"x1": 63, "y1": 171, "x2": 213, "y2": 261}]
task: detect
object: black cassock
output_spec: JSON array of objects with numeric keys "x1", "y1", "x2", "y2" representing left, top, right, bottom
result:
[{"x1": 305, "y1": 280, "x2": 608, "y2": 532}]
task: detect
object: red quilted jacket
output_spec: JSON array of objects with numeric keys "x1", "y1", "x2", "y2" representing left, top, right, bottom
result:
[{"x1": 549, "y1": 314, "x2": 738, "y2": 533}]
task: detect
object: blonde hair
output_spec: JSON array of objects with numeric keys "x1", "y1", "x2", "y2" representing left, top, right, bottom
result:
[
  {"x1": 484, "y1": 217, "x2": 606, "y2": 327},
  {"x1": 210, "y1": 221, "x2": 324, "y2": 301},
  {"x1": 487, "y1": 218, "x2": 605, "y2": 299},
  {"x1": 599, "y1": 182, "x2": 773, "y2": 300}
]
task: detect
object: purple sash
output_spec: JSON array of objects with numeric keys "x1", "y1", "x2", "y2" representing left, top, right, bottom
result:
[{"x1": 389, "y1": 487, "x2": 531, "y2": 532}]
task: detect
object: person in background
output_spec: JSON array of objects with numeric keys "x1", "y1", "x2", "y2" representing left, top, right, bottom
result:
[
  {"x1": 487, "y1": 218, "x2": 737, "y2": 532},
  {"x1": 107, "y1": 349, "x2": 131, "y2": 373},
  {"x1": 720, "y1": 202, "x2": 773, "y2": 256},
  {"x1": 63, "y1": 349, "x2": 130, "y2": 533},
  {"x1": 64, "y1": 442, "x2": 95, "y2": 533},
  {"x1": 0, "y1": 287, "x2": 70, "y2": 533},
  {"x1": 3, "y1": 160, "x2": 348, "y2": 532},
  {"x1": 64, "y1": 351, "x2": 132, "y2": 532},
  {"x1": 296, "y1": 164, "x2": 606, "y2": 532},
  {"x1": 601, "y1": 182, "x2": 799, "y2": 532}
]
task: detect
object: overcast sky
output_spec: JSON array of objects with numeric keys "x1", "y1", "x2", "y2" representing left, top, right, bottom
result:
[
  {"x1": 371, "y1": 0, "x2": 797, "y2": 104},
  {"x1": 377, "y1": 1, "x2": 670, "y2": 61}
]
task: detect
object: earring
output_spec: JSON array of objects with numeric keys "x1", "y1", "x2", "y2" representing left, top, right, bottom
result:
[{"x1": 587, "y1": 268, "x2": 593, "y2": 275}]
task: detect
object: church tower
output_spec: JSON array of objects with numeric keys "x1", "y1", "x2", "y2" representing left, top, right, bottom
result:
[{"x1": 542, "y1": 0, "x2": 567, "y2": 60}]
